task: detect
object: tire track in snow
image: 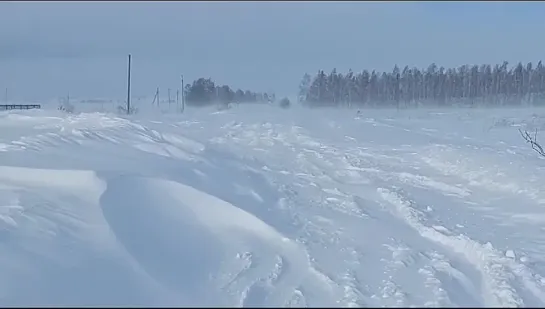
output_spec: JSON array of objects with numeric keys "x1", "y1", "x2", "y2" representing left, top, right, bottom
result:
[
  {"x1": 151, "y1": 110, "x2": 545, "y2": 306},
  {"x1": 414, "y1": 143, "x2": 545, "y2": 305},
  {"x1": 353, "y1": 194, "x2": 480, "y2": 307},
  {"x1": 290, "y1": 139, "x2": 492, "y2": 306},
  {"x1": 213, "y1": 120, "x2": 485, "y2": 306},
  {"x1": 377, "y1": 187, "x2": 535, "y2": 307}
]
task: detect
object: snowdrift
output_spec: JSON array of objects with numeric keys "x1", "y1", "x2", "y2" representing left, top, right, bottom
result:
[{"x1": 0, "y1": 106, "x2": 545, "y2": 306}]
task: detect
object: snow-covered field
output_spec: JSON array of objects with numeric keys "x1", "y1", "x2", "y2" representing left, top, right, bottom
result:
[{"x1": 2, "y1": 102, "x2": 545, "y2": 307}]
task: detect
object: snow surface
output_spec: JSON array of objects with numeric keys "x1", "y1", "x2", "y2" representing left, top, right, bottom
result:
[{"x1": 2, "y1": 102, "x2": 545, "y2": 306}]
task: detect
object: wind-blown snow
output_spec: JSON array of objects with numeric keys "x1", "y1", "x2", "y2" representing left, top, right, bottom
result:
[{"x1": 1, "y1": 104, "x2": 545, "y2": 306}]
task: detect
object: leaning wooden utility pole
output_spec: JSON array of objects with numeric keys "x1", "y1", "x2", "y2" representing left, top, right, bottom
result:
[
  {"x1": 126, "y1": 54, "x2": 132, "y2": 115},
  {"x1": 152, "y1": 87, "x2": 159, "y2": 107}
]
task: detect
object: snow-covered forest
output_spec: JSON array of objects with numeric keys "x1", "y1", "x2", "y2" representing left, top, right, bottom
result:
[
  {"x1": 298, "y1": 61, "x2": 545, "y2": 108},
  {"x1": 184, "y1": 78, "x2": 275, "y2": 106}
]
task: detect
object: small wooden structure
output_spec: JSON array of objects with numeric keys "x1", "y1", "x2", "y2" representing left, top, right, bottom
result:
[{"x1": 0, "y1": 104, "x2": 41, "y2": 110}]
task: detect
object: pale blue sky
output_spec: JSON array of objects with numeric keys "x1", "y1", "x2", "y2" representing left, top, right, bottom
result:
[{"x1": 1, "y1": 1, "x2": 545, "y2": 100}]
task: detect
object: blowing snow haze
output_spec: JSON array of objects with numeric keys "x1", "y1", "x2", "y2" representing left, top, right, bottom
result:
[
  {"x1": 4, "y1": 2, "x2": 545, "y2": 307},
  {"x1": 1, "y1": 1, "x2": 545, "y2": 100}
]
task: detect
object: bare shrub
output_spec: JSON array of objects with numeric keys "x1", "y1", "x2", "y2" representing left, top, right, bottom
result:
[
  {"x1": 58, "y1": 102, "x2": 75, "y2": 113},
  {"x1": 117, "y1": 105, "x2": 138, "y2": 115},
  {"x1": 279, "y1": 97, "x2": 291, "y2": 109},
  {"x1": 519, "y1": 128, "x2": 545, "y2": 157}
]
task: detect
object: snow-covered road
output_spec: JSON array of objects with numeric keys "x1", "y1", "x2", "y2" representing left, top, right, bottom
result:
[{"x1": 1, "y1": 105, "x2": 545, "y2": 306}]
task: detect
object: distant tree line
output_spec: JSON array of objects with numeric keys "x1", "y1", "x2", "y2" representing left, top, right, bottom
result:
[
  {"x1": 184, "y1": 77, "x2": 275, "y2": 106},
  {"x1": 298, "y1": 61, "x2": 545, "y2": 108}
]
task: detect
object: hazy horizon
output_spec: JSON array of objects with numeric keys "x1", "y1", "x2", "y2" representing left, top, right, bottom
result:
[{"x1": 2, "y1": 1, "x2": 545, "y2": 101}]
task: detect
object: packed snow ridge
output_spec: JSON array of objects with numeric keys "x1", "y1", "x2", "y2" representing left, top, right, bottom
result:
[{"x1": 2, "y1": 104, "x2": 545, "y2": 307}]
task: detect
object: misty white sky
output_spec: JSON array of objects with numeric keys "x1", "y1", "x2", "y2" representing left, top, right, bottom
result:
[{"x1": 1, "y1": 1, "x2": 545, "y2": 100}]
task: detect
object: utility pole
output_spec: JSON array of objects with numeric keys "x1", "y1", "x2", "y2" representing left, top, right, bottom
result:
[
  {"x1": 152, "y1": 87, "x2": 159, "y2": 107},
  {"x1": 181, "y1": 74, "x2": 185, "y2": 113},
  {"x1": 176, "y1": 89, "x2": 179, "y2": 111},
  {"x1": 348, "y1": 87, "x2": 352, "y2": 109},
  {"x1": 168, "y1": 88, "x2": 172, "y2": 109},
  {"x1": 4, "y1": 88, "x2": 7, "y2": 103},
  {"x1": 126, "y1": 54, "x2": 132, "y2": 115}
]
